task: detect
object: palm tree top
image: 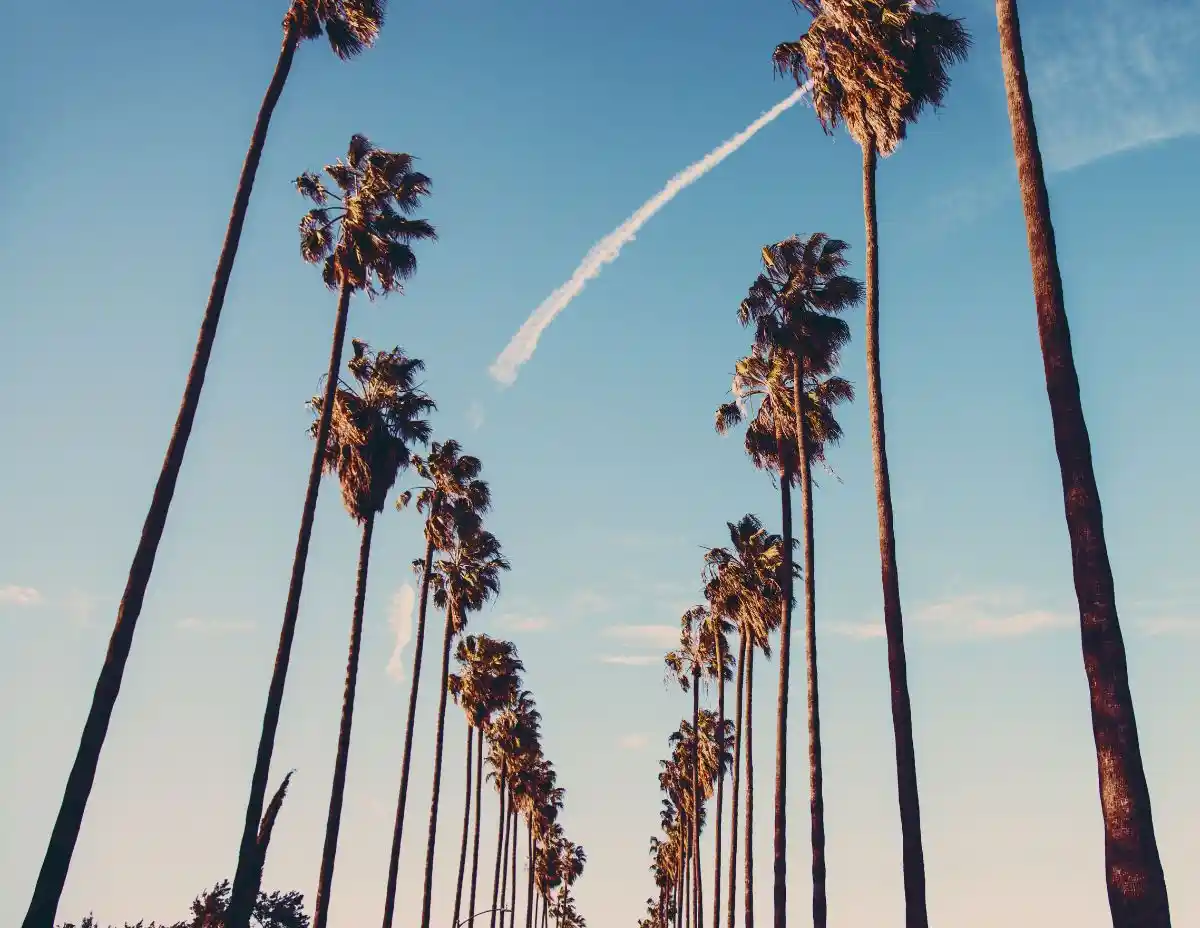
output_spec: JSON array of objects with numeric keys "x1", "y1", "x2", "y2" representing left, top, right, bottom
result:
[
  {"x1": 296, "y1": 134, "x2": 436, "y2": 295},
  {"x1": 773, "y1": 0, "x2": 970, "y2": 154},
  {"x1": 397, "y1": 439, "x2": 492, "y2": 548},
  {"x1": 286, "y1": 0, "x2": 387, "y2": 59},
  {"x1": 431, "y1": 522, "x2": 510, "y2": 633}
]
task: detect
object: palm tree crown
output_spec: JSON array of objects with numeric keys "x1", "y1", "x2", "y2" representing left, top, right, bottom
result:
[{"x1": 287, "y1": 0, "x2": 387, "y2": 58}]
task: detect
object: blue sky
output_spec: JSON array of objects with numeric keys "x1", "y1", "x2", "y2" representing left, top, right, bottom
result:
[{"x1": 2, "y1": 0, "x2": 1198, "y2": 926}]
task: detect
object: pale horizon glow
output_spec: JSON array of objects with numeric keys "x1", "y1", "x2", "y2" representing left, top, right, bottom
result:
[{"x1": 488, "y1": 84, "x2": 813, "y2": 386}]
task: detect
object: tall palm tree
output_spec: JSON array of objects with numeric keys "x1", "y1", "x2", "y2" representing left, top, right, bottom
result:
[
  {"x1": 421, "y1": 521, "x2": 511, "y2": 928},
  {"x1": 488, "y1": 691, "x2": 541, "y2": 928},
  {"x1": 450, "y1": 636, "x2": 524, "y2": 928},
  {"x1": 383, "y1": 440, "x2": 492, "y2": 928},
  {"x1": 20, "y1": 9, "x2": 388, "y2": 924},
  {"x1": 702, "y1": 516, "x2": 786, "y2": 928},
  {"x1": 774, "y1": 8, "x2": 968, "y2": 925},
  {"x1": 738, "y1": 234, "x2": 860, "y2": 928},
  {"x1": 226, "y1": 135, "x2": 436, "y2": 928},
  {"x1": 697, "y1": 606, "x2": 735, "y2": 928},
  {"x1": 308, "y1": 342, "x2": 434, "y2": 928},
  {"x1": 992, "y1": 3, "x2": 1171, "y2": 924},
  {"x1": 665, "y1": 607, "x2": 710, "y2": 928}
]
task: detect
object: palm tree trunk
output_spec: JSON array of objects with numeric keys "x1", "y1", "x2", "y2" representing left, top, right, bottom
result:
[
  {"x1": 312, "y1": 515, "x2": 376, "y2": 928},
  {"x1": 509, "y1": 806, "x2": 520, "y2": 928},
  {"x1": 712, "y1": 630, "x2": 725, "y2": 928},
  {"x1": 525, "y1": 822, "x2": 536, "y2": 928},
  {"x1": 683, "y1": 841, "x2": 692, "y2": 928},
  {"x1": 498, "y1": 796, "x2": 513, "y2": 928},
  {"x1": 792, "y1": 362, "x2": 826, "y2": 928},
  {"x1": 994, "y1": 4, "x2": 1171, "y2": 924},
  {"x1": 21, "y1": 26, "x2": 303, "y2": 928},
  {"x1": 743, "y1": 648, "x2": 754, "y2": 928},
  {"x1": 490, "y1": 766, "x2": 509, "y2": 928},
  {"x1": 453, "y1": 724, "x2": 476, "y2": 928},
  {"x1": 382, "y1": 528, "x2": 439, "y2": 928},
  {"x1": 691, "y1": 666, "x2": 703, "y2": 928},
  {"x1": 469, "y1": 728, "x2": 486, "y2": 926},
  {"x1": 727, "y1": 635, "x2": 748, "y2": 928},
  {"x1": 862, "y1": 138, "x2": 927, "y2": 928},
  {"x1": 678, "y1": 839, "x2": 686, "y2": 928},
  {"x1": 418, "y1": 610, "x2": 458, "y2": 928},
  {"x1": 773, "y1": 440, "x2": 795, "y2": 928},
  {"x1": 226, "y1": 275, "x2": 355, "y2": 928}
]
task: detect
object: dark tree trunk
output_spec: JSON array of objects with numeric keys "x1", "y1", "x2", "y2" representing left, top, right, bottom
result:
[
  {"x1": 525, "y1": 821, "x2": 536, "y2": 928},
  {"x1": 498, "y1": 794, "x2": 513, "y2": 928},
  {"x1": 509, "y1": 806, "x2": 519, "y2": 928},
  {"x1": 490, "y1": 766, "x2": 509, "y2": 928},
  {"x1": 469, "y1": 728, "x2": 486, "y2": 927},
  {"x1": 792, "y1": 361, "x2": 826, "y2": 928},
  {"x1": 453, "y1": 724, "x2": 476, "y2": 928},
  {"x1": 312, "y1": 516, "x2": 376, "y2": 928},
  {"x1": 382, "y1": 530, "x2": 439, "y2": 928},
  {"x1": 727, "y1": 635, "x2": 747, "y2": 928},
  {"x1": 862, "y1": 139, "x2": 927, "y2": 928},
  {"x1": 743, "y1": 648, "x2": 755, "y2": 928},
  {"x1": 994, "y1": 3, "x2": 1172, "y2": 924},
  {"x1": 773, "y1": 438, "x2": 795, "y2": 928},
  {"x1": 692, "y1": 665, "x2": 703, "y2": 928},
  {"x1": 418, "y1": 609, "x2": 458, "y2": 928},
  {"x1": 712, "y1": 629, "x2": 726, "y2": 928},
  {"x1": 22, "y1": 25, "x2": 303, "y2": 928}
]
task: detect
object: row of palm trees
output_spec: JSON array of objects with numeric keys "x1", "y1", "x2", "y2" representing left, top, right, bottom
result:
[{"x1": 626, "y1": 2, "x2": 1175, "y2": 928}]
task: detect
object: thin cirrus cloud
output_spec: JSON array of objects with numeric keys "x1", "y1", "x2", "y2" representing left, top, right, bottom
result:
[
  {"x1": 386, "y1": 583, "x2": 417, "y2": 681},
  {"x1": 498, "y1": 612, "x2": 552, "y2": 633},
  {"x1": 618, "y1": 733, "x2": 650, "y2": 750},
  {"x1": 600, "y1": 655, "x2": 662, "y2": 667},
  {"x1": 603, "y1": 624, "x2": 679, "y2": 648},
  {"x1": 0, "y1": 584, "x2": 42, "y2": 607},
  {"x1": 827, "y1": 592, "x2": 1071, "y2": 642}
]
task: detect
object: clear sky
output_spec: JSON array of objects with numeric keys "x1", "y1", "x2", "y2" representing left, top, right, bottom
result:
[{"x1": 2, "y1": 1, "x2": 1198, "y2": 926}]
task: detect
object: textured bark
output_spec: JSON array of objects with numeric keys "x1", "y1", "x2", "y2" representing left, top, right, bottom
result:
[
  {"x1": 453, "y1": 725, "x2": 476, "y2": 928},
  {"x1": 743, "y1": 650, "x2": 755, "y2": 928},
  {"x1": 773, "y1": 443, "x2": 795, "y2": 928},
  {"x1": 312, "y1": 516, "x2": 376, "y2": 928},
  {"x1": 21, "y1": 25, "x2": 303, "y2": 928},
  {"x1": 382, "y1": 529, "x2": 439, "y2": 928},
  {"x1": 692, "y1": 666, "x2": 703, "y2": 928},
  {"x1": 726, "y1": 635, "x2": 747, "y2": 928},
  {"x1": 862, "y1": 140, "x2": 927, "y2": 928},
  {"x1": 792, "y1": 361, "x2": 826, "y2": 928},
  {"x1": 994, "y1": 3, "x2": 1172, "y2": 924},
  {"x1": 418, "y1": 610, "x2": 458, "y2": 928},
  {"x1": 490, "y1": 766, "x2": 509, "y2": 928},
  {"x1": 468, "y1": 728, "x2": 486, "y2": 926},
  {"x1": 498, "y1": 797, "x2": 513, "y2": 928},
  {"x1": 712, "y1": 630, "x2": 726, "y2": 928},
  {"x1": 226, "y1": 275, "x2": 355, "y2": 928},
  {"x1": 525, "y1": 822, "x2": 536, "y2": 928},
  {"x1": 509, "y1": 807, "x2": 519, "y2": 928}
]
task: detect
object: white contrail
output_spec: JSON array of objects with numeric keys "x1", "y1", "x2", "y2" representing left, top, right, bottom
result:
[{"x1": 489, "y1": 83, "x2": 812, "y2": 386}]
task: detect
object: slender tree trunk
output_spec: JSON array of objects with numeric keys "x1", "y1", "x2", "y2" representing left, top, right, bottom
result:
[
  {"x1": 684, "y1": 841, "x2": 692, "y2": 928},
  {"x1": 994, "y1": 3, "x2": 1172, "y2": 924},
  {"x1": 713, "y1": 630, "x2": 725, "y2": 928},
  {"x1": 678, "y1": 839, "x2": 687, "y2": 928},
  {"x1": 792, "y1": 362, "x2": 826, "y2": 928},
  {"x1": 469, "y1": 728, "x2": 486, "y2": 926},
  {"x1": 490, "y1": 766, "x2": 509, "y2": 928},
  {"x1": 727, "y1": 635, "x2": 747, "y2": 928},
  {"x1": 743, "y1": 647, "x2": 755, "y2": 928},
  {"x1": 862, "y1": 139, "x2": 927, "y2": 928},
  {"x1": 418, "y1": 610, "x2": 458, "y2": 928},
  {"x1": 525, "y1": 822, "x2": 536, "y2": 928},
  {"x1": 498, "y1": 795, "x2": 513, "y2": 928},
  {"x1": 453, "y1": 724, "x2": 476, "y2": 928},
  {"x1": 21, "y1": 27, "x2": 303, "y2": 928},
  {"x1": 509, "y1": 806, "x2": 519, "y2": 928},
  {"x1": 312, "y1": 516, "x2": 376, "y2": 928},
  {"x1": 773, "y1": 441, "x2": 795, "y2": 928},
  {"x1": 692, "y1": 666, "x2": 703, "y2": 928},
  {"x1": 382, "y1": 527, "x2": 440, "y2": 928}
]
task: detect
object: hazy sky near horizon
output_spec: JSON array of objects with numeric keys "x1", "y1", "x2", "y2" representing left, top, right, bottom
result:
[{"x1": 2, "y1": 1, "x2": 1198, "y2": 927}]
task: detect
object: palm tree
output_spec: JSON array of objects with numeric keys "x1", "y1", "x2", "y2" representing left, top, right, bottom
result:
[
  {"x1": 737, "y1": 235, "x2": 860, "y2": 928},
  {"x1": 702, "y1": 516, "x2": 786, "y2": 928},
  {"x1": 697, "y1": 607, "x2": 735, "y2": 928},
  {"x1": 992, "y1": 3, "x2": 1171, "y2": 924},
  {"x1": 774, "y1": 7, "x2": 968, "y2": 925},
  {"x1": 665, "y1": 607, "x2": 710, "y2": 928},
  {"x1": 450, "y1": 637, "x2": 524, "y2": 928},
  {"x1": 487, "y1": 691, "x2": 541, "y2": 928},
  {"x1": 20, "y1": 10, "x2": 389, "y2": 924},
  {"x1": 418, "y1": 517, "x2": 511, "y2": 928},
  {"x1": 225, "y1": 135, "x2": 436, "y2": 928},
  {"x1": 308, "y1": 342, "x2": 434, "y2": 928},
  {"x1": 382, "y1": 441, "x2": 492, "y2": 928}
]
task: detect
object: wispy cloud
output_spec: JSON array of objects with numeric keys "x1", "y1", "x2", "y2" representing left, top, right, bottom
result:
[
  {"x1": 827, "y1": 621, "x2": 886, "y2": 641},
  {"x1": 0, "y1": 584, "x2": 42, "y2": 607},
  {"x1": 387, "y1": 584, "x2": 417, "y2": 681},
  {"x1": 603, "y1": 624, "x2": 679, "y2": 649},
  {"x1": 619, "y1": 733, "x2": 650, "y2": 750},
  {"x1": 601, "y1": 655, "x2": 661, "y2": 667},
  {"x1": 1139, "y1": 615, "x2": 1199, "y2": 637},
  {"x1": 177, "y1": 616, "x2": 255, "y2": 634},
  {"x1": 1026, "y1": 0, "x2": 1200, "y2": 171},
  {"x1": 569, "y1": 589, "x2": 611, "y2": 615},
  {"x1": 916, "y1": 592, "x2": 1072, "y2": 640},
  {"x1": 467, "y1": 400, "x2": 486, "y2": 431},
  {"x1": 498, "y1": 612, "x2": 552, "y2": 633}
]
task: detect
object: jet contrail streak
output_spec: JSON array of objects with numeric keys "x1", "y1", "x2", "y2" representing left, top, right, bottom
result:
[{"x1": 489, "y1": 83, "x2": 813, "y2": 386}]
